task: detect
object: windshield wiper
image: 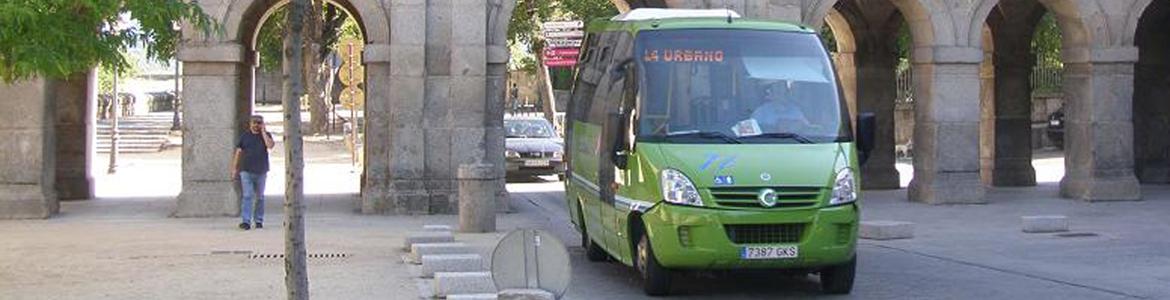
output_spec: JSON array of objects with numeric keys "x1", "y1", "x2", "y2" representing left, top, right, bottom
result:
[
  {"x1": 665, "y1": 131, "x2": 741, "y2": 144},
  {"x1": 742, "y1": 132, "x2": 815, "y2": 144}
]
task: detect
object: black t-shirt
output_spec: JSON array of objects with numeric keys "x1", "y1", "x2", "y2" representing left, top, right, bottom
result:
[{"x1": 237, "y1": 131, "x2": 271, "y2": 173}]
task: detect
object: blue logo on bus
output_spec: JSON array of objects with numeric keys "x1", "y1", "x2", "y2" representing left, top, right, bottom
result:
[{"x1": 714, "y1": 175, "x2": 734, "y2": 186}]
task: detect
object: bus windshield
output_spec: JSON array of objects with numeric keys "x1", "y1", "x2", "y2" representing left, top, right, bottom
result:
[{"x1": 636, "y1": 29, "x2": 850, "y2": 144}]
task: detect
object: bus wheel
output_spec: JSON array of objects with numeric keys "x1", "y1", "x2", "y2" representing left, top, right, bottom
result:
[
  {"x1": 637, "y1": 233, "x2": 671, "y2": 296},
  {"x1": 581, "y1": 203, "x2": 608, "y2": 262},
  {"x1": 820, "y1": 256, "x2": 856, "y2": 295}
]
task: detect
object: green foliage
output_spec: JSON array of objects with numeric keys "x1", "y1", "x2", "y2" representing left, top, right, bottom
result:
[
  {"x1": 1032, "y1": 12, "x2": 1062, "y2": 68},
  {"x1": 895, "y1": 22, "x2": 911, "y2": 60},
  {"x1": 0, "y1": 0, "x2": 215, "y2": 82},
  {"x1": 97, "y1": 57, "x2": 137, "y2": 93},
  {"x1": 820, "y1": 25, "x2": 837, "y2": 53},
  {"x1": 507, "y1": 0, "x2": 618, "y2": 72}
]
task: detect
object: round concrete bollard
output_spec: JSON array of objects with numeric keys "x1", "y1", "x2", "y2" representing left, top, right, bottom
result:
[{"x1": 459, "y1": 163, "x2": 498, "y2": 233}]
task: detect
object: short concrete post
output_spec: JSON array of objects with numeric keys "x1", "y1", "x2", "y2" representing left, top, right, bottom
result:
[{"x1": 459, "y1": 164, "x2": 497, "y2": 233}]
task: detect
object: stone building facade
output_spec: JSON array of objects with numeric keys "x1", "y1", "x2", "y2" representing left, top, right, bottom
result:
[{"x1": 1, "y1": 0, "x2": 1167, "y2": 219}]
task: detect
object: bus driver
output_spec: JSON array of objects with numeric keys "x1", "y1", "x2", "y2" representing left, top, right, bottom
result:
[{"x1": 750, "y1": 81, "x2": 811, "y2": 132}]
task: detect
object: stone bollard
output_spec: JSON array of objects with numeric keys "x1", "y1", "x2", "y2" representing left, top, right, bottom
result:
[{"x1": 459, "y1": 164, "x2": 498, "y2": 233}]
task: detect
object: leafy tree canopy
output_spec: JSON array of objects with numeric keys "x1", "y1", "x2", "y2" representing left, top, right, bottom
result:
[
  {"x1": 507, "y1": 0, "x2": 618, "y2": 73},
  {"x1": 256, "y1": 4, "x2": 361, "y2": 73},
  {"x1": 0, "y1": 0, "x2": 216, "y2": 83}
]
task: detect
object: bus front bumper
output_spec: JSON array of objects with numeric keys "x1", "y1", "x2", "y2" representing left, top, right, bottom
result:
[{"x1": 642, "y1": 203, "x2": 857, "y2": 270}]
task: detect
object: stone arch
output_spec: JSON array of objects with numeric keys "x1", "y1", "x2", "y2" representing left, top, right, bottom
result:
[
  {"x1": 1034, "y1": 0, "x2": 1095, "y2": 62},
  {"x1": 223, "y1": 0, "x2": 388, "y2": 45},
  {"x1": 824, "y1": 9, "x2": 858, "y2": 122}
]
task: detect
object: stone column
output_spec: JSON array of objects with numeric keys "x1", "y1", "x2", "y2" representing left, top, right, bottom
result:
[
  {"x1": 174, "y1": 43, "x2": 247, "y2": 217},
  {"x1": 55, "y1": 71, "x2": 96, "y2": 200},
  {"x1": 1060, "y1": 48, "x2": 1141, "y2": 201},
  {"x1": 0, "y1": 78, "x2": 58, "y2": 219},
  {"x1": 449, "y1": 0, "x2": 490, "y2": 214},
  {"x1": 979, "y1": 43, "x2": 995, "y2": 185},
  {"x1": 908, "y1": 48, "x2": 986, "y2": 204},
  {"x1": 366, "y1": 0, "x2": 429, "y2": 214},
  {"x1": 458, "y1": 164, "x2": 497, "y2": 233},
  {"x1": 362, "y1": 43, "x2": 393, "y2": 212},
  {"x1": 990, "y1": 34, "x2": 1037, "y2": 186},
  {"x1": 419, "y1": 0, "x2": 456, "y2": 214},
  {"x1": 487, "y1": 0, "x2": 516, "y2": 212},
  {"x1": 854, "y1": 38, "x2": 900, "y2": 190}
]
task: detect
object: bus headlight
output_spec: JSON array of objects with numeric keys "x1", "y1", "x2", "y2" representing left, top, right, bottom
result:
[
  {"x1": 829, "y1": 168, "x2": 857, "y2": 206},
  {"x1": 661, "y1": 169, "x2": 703, "y2": 207}
]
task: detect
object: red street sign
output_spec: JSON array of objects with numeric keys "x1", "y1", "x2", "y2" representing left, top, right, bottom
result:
[
  {"x1": 544, "y1": 48, "x2": 580, "y2": 57},
  {"x1": 544, "y1": 58, "x2": 577, "y2": 67},
  {"x1": 542, "y1": 54, "x2": 578, "y2": 62}
]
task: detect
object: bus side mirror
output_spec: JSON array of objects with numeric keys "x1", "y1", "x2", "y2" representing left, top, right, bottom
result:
[
  {"x1": 856, "y1": 112, "x2": 876, "y2": 166},
  {"x1": 608, "y1": 58, "x2": 634, "y2": 83},
  {"x1": 608, "y1": 111, "x2": 630, "y2": 170}
]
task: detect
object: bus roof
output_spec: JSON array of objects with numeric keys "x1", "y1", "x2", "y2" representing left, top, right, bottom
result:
[{"x1": 586, "y1": 8, "x2": 814, "y2": 35}]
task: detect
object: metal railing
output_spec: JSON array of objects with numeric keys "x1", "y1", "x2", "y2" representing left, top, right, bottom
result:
[{"x1": 1031, "y1": 64, "x2": 1063, "y2": 96}]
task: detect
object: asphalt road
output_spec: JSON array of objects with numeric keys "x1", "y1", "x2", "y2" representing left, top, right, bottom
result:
[{"x1": 504, "y1": 176, "x2": 1153, "y2": 300}]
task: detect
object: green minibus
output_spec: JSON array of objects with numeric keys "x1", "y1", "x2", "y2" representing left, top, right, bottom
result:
[{"x1": 564, "y1": 8, "x2": 875, "y2": 296}]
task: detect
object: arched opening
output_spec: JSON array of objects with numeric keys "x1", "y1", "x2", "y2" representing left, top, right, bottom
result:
[
  {"x1": 238, "y1": 0, "x2": 369, "y2": 196},
  {"x1": 1134, "y1": 0, "x2": 1170, "y2": 183},
  {"x1": 825, "y1": 0, "x2": 916, "y2": 189},
  {"x1": 982, "y1": 1, "x2": 1067, "y2": 189},
  {"x1": 88, "y1": 19, "x2": 187, "y2": 199}
]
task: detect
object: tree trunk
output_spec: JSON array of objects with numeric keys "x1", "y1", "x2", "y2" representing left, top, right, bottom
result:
[
  {"x1": 283, "y1": 0, "x2": 310, "y2": 298},
  {"x1": 303, "y1": 0, "x2": 326, "y2": 135}
]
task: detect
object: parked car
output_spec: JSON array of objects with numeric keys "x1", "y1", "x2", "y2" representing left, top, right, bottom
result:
[
  {"x1": 504, "y1": 116, "x2": 565, "y2": 180},
  {"x1": 1046, "y1": 106, "x2": 1064, "y2": 149}
]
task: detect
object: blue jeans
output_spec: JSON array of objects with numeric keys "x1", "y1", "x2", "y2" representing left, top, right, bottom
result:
[{"x1": 240, "y1": 171, "x2": 267, "y2": 224}]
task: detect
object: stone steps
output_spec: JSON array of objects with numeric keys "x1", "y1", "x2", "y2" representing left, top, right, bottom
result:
[
  {"x1": 94, "y1": 115, "x2": 174, "y2": 153},
  {"x1": 406, "y1": 226, "x2": 499, "y2": 299}
]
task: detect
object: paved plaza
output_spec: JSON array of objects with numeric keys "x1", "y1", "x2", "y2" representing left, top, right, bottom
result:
[{"x1": 3, "y1": 143, "x2": 1169, "y2": 299}]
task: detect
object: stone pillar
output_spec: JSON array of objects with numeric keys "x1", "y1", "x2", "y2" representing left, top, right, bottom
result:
[
  {"x1": 487, "y1": 0, "x2": 516, "y2": 212},
  {"x1": 175, "y1": 44, "x2": 247, "y2": 217},
  {"x1": 55, "y1": 71, "x2": 96, "y2": 200},
  {"x1": 419, "y1": 0, "x2": 456, "y2": 214},
  {"x1": 1060, "y1": 49, "x2": 1141, "y2": 201},
  {"x1": 362, "y1": 44, "x2": 393, "y2": 212},
  {"x1": 979, "y1": 43, "x2": 996, "y2": 185},
  {"x1": 909, "y1": 48, "x2": 986, "y2": 204},
  {"x1": 0, "y1": 78, "x2": 58, "y2": 219},
  {"x1": 365, "y1": 0, "x2": 429, "y2": 214},
  {"x1": 449, "y1": 0, "x2": 490, "y2": 214},
  {"x1": 854, "y1": 38, "x2": 900, "y2": 190},
  {"x1": 458, "y1": 164, "x2": 497, "y2": 233},
  {"x1": 990, "y1": 35, "x2": 1037, "y2": 186}
]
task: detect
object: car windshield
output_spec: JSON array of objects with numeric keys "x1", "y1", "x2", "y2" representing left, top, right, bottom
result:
[
  {"x1": 636, "y1": 29, "x2": 851, "y2": 144},
  {"x1": 505, "y1": 119, "x2": 557, "y2": 138}
]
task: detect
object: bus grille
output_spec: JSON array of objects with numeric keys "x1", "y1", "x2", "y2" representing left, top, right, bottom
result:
[
  {"x1": 708, "y1": 186, "x2": 822, "y2": 209},
  {"x1": 725, "y1": 223, "x2": 806, "y2": 244}
]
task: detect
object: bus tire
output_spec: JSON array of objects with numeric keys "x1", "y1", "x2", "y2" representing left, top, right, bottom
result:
[
  {"x1": 637, "y1": 233, "x2": 671, "y2": 296},
  {"x1": 820, "y1": 256, "x2": 856, "y2": 295}
]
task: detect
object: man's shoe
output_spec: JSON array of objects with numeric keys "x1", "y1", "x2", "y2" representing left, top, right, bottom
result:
[
  {"x1": 255, "y1": 223, "x2": 263, "y2": 229},
  {"x1": 239, "y1": 222, "x2": 251, "y2": 230}
]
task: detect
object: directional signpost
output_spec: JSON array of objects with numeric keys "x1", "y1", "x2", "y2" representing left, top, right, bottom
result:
[
  {"x1": 538, "y1": 20, "x2": 583, "y2": 125},
  {"x1": 540, "y1": 20, "x2": 584, "y2": 67}
]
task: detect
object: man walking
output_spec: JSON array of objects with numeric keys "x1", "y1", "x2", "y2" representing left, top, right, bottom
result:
[{"x1": 232, "y1": 115, "x2": 275, "y2": 230}]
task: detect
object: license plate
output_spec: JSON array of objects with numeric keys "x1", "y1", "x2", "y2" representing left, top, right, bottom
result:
[
  {"x1": 524, "y1": 159, "x2": 550, "y2": 167},
  {"x1": 741, "y1": 245, "x2": 799, "y2": 260}
]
